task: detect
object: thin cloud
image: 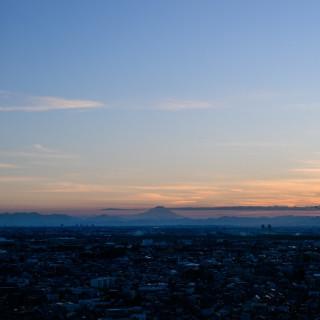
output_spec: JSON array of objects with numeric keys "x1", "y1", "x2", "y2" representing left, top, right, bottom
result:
[
  {"x1": 137, "y1": 193, "x2": 188, "y2": 202},
  {"x1": 150, "y1": 91, "x2": 293, "y2": 111},
  {"x1": 296, "y1": 159, "x2": 320, "y2": 167},
  {"x1": 0, "y1": 163, "x2": 20, "y2": 168},
  {"x1": 237, "y1": 90, "x2": 298, "y2": 101},
  {"x1": 131, "y1": 185, "x2": 218, "y2": 191},
  {"x1": 33, "y1": 144, "x2": 56, "y2": 153},
  {"x1": 0, "y1": 144, "x2": 77, "y2": 159},
  {"x1": 204, "y1": 142, "x2": 293, "y2": 147},
  {"x1": 0, "y1": 91, "x2": 103, "y2": 112},
  {"x1": 31, "y1": 161, "x2": 63, "y2": 166},
  {"x1": 35, "y1": 182, "x2": 115, "y2": 193},
  {"x1": 292, "y1": 153, "x2": 320, "y2": 175},
  {"x1": 0, "y1": 176, "x2": 42, "y2": 182},
  {"x1": 153, "y1": 100, "x2": 213, "y2": 111},
  {"x1": 0, "y1": 151, "x2": 76, "y2": 159},
  {"x1": 292, "y1": 168, "x2": 320, "y2": 173}
]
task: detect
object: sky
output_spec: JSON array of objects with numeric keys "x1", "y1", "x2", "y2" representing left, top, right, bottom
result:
[{"x1": 1, "y1": 0, "x2": 320, "y2": 213}]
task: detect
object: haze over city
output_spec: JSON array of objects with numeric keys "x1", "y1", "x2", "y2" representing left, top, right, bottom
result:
[{"x1": 1, "y1": 1, "x2": 320, "y2": 215}]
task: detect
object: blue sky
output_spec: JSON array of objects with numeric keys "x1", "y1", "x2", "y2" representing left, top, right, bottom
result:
[{"x1": 1, "y1": 1, "x2": 320, "y2": 212}]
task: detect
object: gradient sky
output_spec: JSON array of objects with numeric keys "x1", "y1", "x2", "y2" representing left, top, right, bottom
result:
[{"x1": 1, "y1": 0, "x2": 320, "y2": 213}]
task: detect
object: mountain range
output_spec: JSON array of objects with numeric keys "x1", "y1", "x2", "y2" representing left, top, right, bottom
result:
[{"x1": 2, "y1": 206, "x2": 320, "y2": 226}]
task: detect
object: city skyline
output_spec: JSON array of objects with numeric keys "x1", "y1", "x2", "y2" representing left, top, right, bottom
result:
[{"x1": 1, "y1": 1, "x2": 320, "y2": 214}]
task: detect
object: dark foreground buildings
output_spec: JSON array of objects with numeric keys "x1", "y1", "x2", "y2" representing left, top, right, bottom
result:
[{"x1": 1, "y1": 226, "x2": 320, "y2": 319}]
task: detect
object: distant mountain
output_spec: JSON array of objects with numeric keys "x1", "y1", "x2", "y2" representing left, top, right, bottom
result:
[
  {"x1": 87, "y1": 206, "x2": 188, "y2": 226},
  {"x1": 2, "y1": 207, "x2": 320, "y2": 226},
  {"x1": 132, "y1": 206, "x2": 185, "y2": 220},
  {"x1": 0, "y1": 212, "x2": 79, "y2": 226}
]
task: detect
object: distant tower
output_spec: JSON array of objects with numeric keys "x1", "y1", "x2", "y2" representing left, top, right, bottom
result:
[
  {"x1": 261, "y1": 224, "x2": 265, "y2": 230},
  {"x1": 268, "y1": 224, "x2": 271, "y2": 231}
]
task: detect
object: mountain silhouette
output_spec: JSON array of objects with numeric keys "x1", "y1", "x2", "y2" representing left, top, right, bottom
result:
[
  {"x1": 2, "y1": 207, "x2": 320, "y2": 226},
  {"x1": 0, "y1": 212, "x2": 79, "y2": 226},
  {"x1": 133, "y1": 206, "x2": 185, "y2": 220}
]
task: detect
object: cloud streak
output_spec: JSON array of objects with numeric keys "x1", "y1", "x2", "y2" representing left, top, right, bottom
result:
[
  {"x1": 33, "y1": 144, "x2": 56, "y2": 153},
  {"x1": 153, "y1": 100, "x2": 213, "y2": 111},
  {"x1": 292, "y1": 168, "x2": 320, "y2": 173},
  {"x1": 0, "y1": 91, "x2": 103, "y2": 112},
  {"x1": 36, "y1": 182, "x2": 114, "y2": 193},
  {"x1": 0, "y1": 144, "x2": 77, "y2": 160},
  {"x1": 291, "y1": 153, "x2": 320, "y2": 176},
  {"x1": 205, "y1": 142, "x2": 293, "y2": 147},
  {"x1": 0, "y1": 176, "x2": 43, "y2": 182},
  {"x1": 132, "y1": 185, "x2": 217, "y2": 191},
  {"x1": 0, "y1": 151, "x2": 76, "y2": 159},
  {"x1": 2, "y1": 175, "x2": 320, "y2": 209},
  {"x1": 0, "y1": 163, "x2": 20, "y2": 168}
]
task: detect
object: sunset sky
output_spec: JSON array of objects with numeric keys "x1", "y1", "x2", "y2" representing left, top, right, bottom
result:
[{"x1": 1, "y1": 1, "x2": 320, "y2": 213}]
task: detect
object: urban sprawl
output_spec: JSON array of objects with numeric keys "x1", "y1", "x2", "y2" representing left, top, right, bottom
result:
[{"x1": 1, "y1": 226, "x2": 320, "y2": 319}]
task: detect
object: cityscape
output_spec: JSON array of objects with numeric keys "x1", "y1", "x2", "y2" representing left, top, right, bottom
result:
[
  {"x1": 2, "y1": 1, "x2": 320, "y2": 319},
  {"x1": 1, "y1": 221, "x2": 320, "y2": 319}
]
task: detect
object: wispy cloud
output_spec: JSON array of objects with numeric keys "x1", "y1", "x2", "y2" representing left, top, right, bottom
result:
[
  {"x1": 132, "y1": 185, "x2": 217, "y2": 191},
  {"x1": 36, "y1": 182, "x2": 113, "y2": 193},
  {"x1": 0, "y1": 144, "x2": 77, "y2": 159},
  {"x1": 137, "y1": 193, "x2": 198, "y2": 204},
  {"x1": 0, "y1": 163, "x2": 20, "y2": 168},
  {"x1": 0, "y1": 90, "x2": 310, "y2": 113},
  {"x1": 0, "y1": 176, "x2": 42, "y2": 182},
  {"x1": 237, "y1": 90, "x2": 298, "y2": 101},
  {"x1": 291, "y1": 153, "x2": 320, "y2": 176},
  {"x1": 153, "y1": 99, "x2": 214, "y2": 111},
  {"x1": 205, "y1": 142, "x2": 292, "y2": 147},
  {"x1": 3, "y1": 175, "x2": 320, "y2": 208},
  {"x1": 296, "y1": 158, "x2": 320, "y2": 168},
  {"x1": 1, "y1": 151, "x2": 75, "y2": 159},
  {"x1": 30, "y1": 161, "x2": 64, "y2": 166},
  {"x1": 148, "y1": 91, "x2": 294, "y2": 111},
  {"x1": 292, "y1": 168, "x2": 320, "y2": 173},
  {"x1": 0, "y1": 91, "x2": 103, "y2": 112},
  {"x1": 33, "y1": 144, "x2": 56, "y2": 153}
]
